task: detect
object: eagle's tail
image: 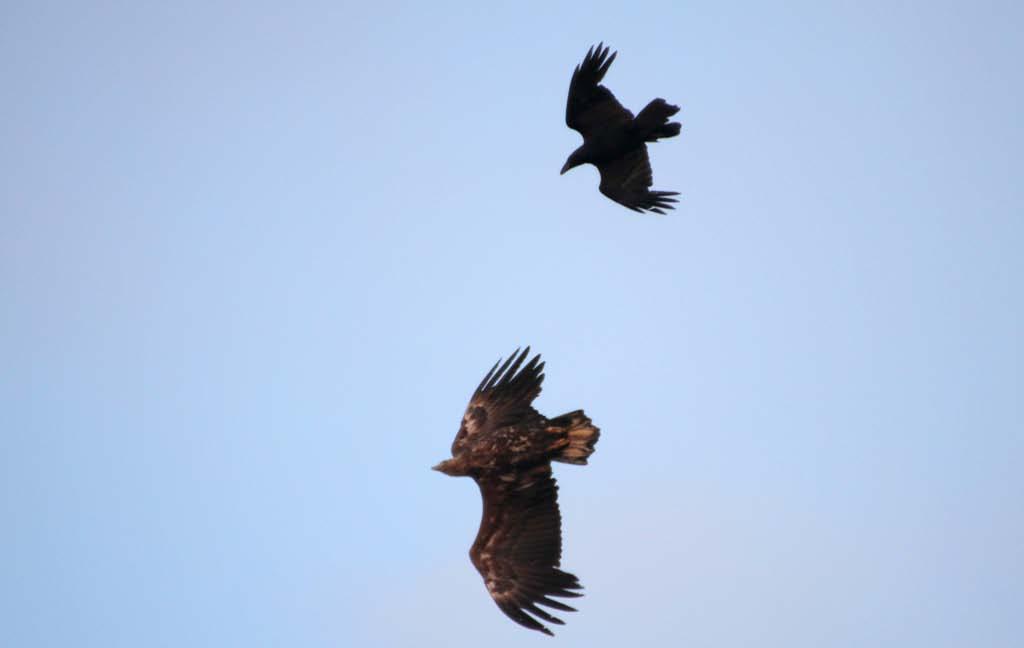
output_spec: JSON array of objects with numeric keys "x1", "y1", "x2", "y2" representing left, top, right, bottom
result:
[
  {"x1": 547, "y1": 410, "x2": 600, "y2": 465},
  {"x1": 635, "y1": 98, "x2": 681, "y2": 142}
]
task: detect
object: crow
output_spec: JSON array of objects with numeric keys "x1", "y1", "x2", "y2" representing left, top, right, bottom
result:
[{"x1": 561, "y1": 43, "x2": 682, "y2": 214}]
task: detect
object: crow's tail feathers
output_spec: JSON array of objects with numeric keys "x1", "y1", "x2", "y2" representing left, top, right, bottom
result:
[{"x1": 635, "y1": 98, "x2": 681, "y2": 142}]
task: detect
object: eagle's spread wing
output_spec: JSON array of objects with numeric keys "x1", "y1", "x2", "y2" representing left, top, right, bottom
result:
[
  {"x1": 597, "y1": 146, "x2": 679, "y2": 214},
  {"x1": 566, "y1": 43, "x2": 633, "y2": 138},
  {"x1": 451, "y1": 348, "x2": 544, "y2": 456},
  {"x1": 470, "y1": 464, "x2": 582, "y2": 636}
]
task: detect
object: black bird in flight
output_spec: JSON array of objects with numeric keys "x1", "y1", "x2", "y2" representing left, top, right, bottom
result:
[
  {"x1": 433, "y1": 348, "x2": 600, "y2": 636},
  {"x1": 561, "y1": 43, "x2": 682, "y2": 214}
]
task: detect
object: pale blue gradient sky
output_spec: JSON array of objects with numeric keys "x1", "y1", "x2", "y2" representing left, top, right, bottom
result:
[{"x1": 2, "y1": 2, "x2": 1021, "y2": 647}]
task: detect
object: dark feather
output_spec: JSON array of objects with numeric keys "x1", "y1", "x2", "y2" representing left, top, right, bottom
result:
[
  {"x1": 469, "y1": 466, "x2": 583, "y2": 636},
  {"x1": 598, "y1": 146, "x2": 680, "y2": 214},
  {"x1": 451, "y1": 348, "x2": 545, "y2": 455},
  {"x1": 566, "y1": 43, "x2": 632, "y2": 138}
]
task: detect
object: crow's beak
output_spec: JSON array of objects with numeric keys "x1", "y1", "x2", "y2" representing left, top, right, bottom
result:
[{"x1": 560, "y1": 160, "x2": 572, "y2": 175}]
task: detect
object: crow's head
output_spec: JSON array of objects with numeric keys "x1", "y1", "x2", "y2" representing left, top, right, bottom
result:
[{"x1": 560, "y1": 148, "x2": 586, "y2": 175}]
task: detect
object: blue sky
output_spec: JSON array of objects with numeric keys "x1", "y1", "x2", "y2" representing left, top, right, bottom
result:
[{"x1": 2, "y1": 2, "x2": 1021, "y2": 646}]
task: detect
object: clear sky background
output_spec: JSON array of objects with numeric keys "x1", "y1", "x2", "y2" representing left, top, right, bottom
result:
[{"x1": 2, "y1": 2, "x2": 1021, "y2": 647}]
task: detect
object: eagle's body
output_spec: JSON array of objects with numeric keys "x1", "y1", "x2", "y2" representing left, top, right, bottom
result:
[
  {"x1": 561, "y1": 43, "x2": 682, "y2": 214},
  {"x1": 433, "y1": 348, "x2": 600, "y2": 636}
]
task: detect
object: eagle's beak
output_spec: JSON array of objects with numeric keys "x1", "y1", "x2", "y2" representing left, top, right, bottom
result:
[{"x1": 431, "y1": 462, "x2": 444, "y2": 471}]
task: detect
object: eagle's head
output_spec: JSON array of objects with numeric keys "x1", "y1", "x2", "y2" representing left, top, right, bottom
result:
[{"x1": 432, "y1": 457, "x2": 469, "y2": 477}]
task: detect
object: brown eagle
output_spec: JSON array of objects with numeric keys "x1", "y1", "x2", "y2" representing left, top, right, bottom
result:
[
  {"x1": 561, "y1": 43, "x2": 682, "y2": 214},
  {"x1": 432, "y1": 348, "x2": 600, "y2": 636}
]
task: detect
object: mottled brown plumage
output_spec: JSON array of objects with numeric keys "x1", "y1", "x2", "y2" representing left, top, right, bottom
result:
[
  {"x1": 433, "y1": 348, "x2": 600, "y2": 636},
  {"x1": 561, "y1": 43, "x2": 682, "y2": 214}
]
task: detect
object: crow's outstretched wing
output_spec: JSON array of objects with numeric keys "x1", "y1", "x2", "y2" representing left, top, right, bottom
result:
[
  {"x1": 597, "y1": 146, "x2": 679, "y2": 214},
  {"x1": 566, "y1": 43, "x2": 633, "y2": 139}
]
